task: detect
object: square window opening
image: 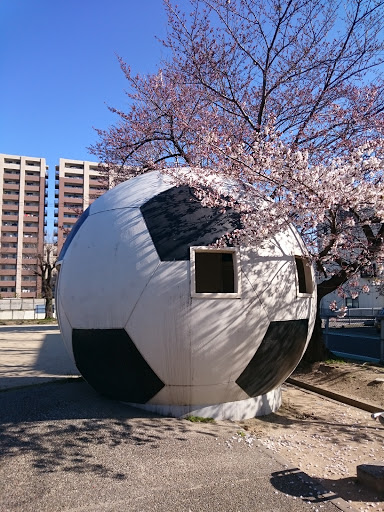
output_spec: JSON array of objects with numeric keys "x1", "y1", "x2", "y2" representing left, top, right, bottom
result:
[{"x1": 191, "y1": 247, "x2": 241, "y2": 298}]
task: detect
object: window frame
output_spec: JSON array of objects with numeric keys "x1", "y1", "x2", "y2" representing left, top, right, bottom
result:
[
  {"x1": 294, "y1": 255, "x2": 314, "y2": 297},
  {"x1": 190, "y1": 246, "x2": 241, "y2": 299}
]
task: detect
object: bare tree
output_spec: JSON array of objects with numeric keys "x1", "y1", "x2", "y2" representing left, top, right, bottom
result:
[{"x1": 24, "y1": 243, "x2": 57, "y2": 319}]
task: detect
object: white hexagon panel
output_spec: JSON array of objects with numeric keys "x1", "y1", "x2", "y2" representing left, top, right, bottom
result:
[{"x1": 56, "y1": 170, "x2": 316, "y2": 419}]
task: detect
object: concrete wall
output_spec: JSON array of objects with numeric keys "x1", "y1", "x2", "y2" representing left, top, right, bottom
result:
[{"x1": 0, "y1": 298, "x2": 56, "y2": 320}]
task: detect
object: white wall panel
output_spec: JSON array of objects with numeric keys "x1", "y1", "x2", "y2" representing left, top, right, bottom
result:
[
  {"x1": 148, "y1": 381, "x2": 250, "y2": 406},
  {"x1": 89, "y1": 171, "x2": 174, "y2": 214},
  {"x1": 189, "y1": 279, "x2": 269, "y2": 386},
  {"x1": 125, "y1": 261, "x2": 192, "y2": 385},
  {"x1": 126, "y1": 260, "x2": 270, "y2": 388},
  {"x1": 59, "y1": 208, "x2": 160, "y2": 329},
  {"x1": 55, "y1": 290, "x2": 75, "y2": 363}
]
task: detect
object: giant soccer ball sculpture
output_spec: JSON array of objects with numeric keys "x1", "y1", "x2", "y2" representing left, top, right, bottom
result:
[{"x1": 56, "y1": 170, "x2": 316, "y2": 420}]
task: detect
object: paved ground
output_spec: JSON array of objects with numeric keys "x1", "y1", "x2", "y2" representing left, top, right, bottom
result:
[
  {"x1": 0, "y1": 324, "x2": 79, "y2": 390},
  {"x1": 0, "y1": 325, "x2": 356, "y2": 512}
]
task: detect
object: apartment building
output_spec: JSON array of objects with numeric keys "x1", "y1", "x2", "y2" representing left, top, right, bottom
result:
[
  {"x1": 0, "y1": 154, "x2": 47, "y2": 298},
  {"x1": 55, "y1": 158, "x2": 107, "y2": 253}
]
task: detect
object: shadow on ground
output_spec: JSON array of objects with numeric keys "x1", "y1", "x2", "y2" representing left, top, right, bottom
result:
[{"x1": 0, "y1": 380, "x2": 209, "y2": 481}]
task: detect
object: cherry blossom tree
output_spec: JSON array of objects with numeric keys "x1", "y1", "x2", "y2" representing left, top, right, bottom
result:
[{"x1": 90, "y1": 0, "x2": 384, "y2": 360}]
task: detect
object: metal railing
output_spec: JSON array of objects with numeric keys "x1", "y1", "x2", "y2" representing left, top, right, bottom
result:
[{"x1": 322, "y1": 313, "x2": 384, "y2": 363}]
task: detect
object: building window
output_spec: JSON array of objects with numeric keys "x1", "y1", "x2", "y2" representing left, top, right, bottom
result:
[
  {"x1": 346, "y1": 297, "x2": 359, "y2": 308},
  {"x1": 64, "y1": 193, "x2": 82, "y2": 198},
  {"x1": 190, "y1": 247, "x2": 241, "y2": 298},
  {"x1": 64, "y1": 172, "x2": 83, "y2": 179}
]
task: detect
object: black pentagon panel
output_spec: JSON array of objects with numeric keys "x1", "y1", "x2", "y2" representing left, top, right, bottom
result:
[
  {"x1": 58, "y1": 206, "x2": 90, "y2": 262},
  {"x1": 140, "y1": 186, "x2": 242, "y2": 261},
  {"x1": 236, "y1": 319, "x2": 309, "y2": 397},
  {"x1": 72, "y1": 329, "x2": 165, "y2": 403}
]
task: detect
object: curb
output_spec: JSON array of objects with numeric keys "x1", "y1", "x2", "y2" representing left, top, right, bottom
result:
[{"x1": 287, "y1": 377, "x2": 384, "y2": 414}]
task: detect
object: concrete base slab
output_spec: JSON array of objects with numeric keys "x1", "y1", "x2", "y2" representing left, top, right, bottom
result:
[
  {"x1": 357, "y1": 463, "x2": 384, "y2": 494},
  {"x1": 126, "y1": 387, "x2": 281, "y2": 420}
]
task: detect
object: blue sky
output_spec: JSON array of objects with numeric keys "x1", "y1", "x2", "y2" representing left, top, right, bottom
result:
[
  {"x1": 0, "y1": 0, "x2": 179, "y2": 165},
  {"x1": 0, "y1": 0, "x2": 190, "y2": 234}
]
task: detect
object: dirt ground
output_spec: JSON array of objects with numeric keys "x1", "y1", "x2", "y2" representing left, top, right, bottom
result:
[{"x1": 238, "y1": 362, "x2": 384, "y2": 512}]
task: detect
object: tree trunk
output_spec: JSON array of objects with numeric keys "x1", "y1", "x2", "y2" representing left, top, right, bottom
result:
[
  {"x1": 302, "y1": 305, "x2": 331, "y2": 363},
  {"x1": 302, "y1": 277, "x2": 348, "y2": 363},
  {"x1": 45, "y1": 294, "x2": 54, "y2": 319}
]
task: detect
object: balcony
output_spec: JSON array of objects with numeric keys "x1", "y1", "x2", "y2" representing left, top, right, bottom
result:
[
  {"x1": 63, "y1": 196, "x2": 82, "y2": 203},
  {"x1": 25, "y1": 160, "x2": 40, "y2": 168},
  {"x1": 2, "y1": 233, "x2": 18, "y2": 240},
  {"x1": 23, "y1": 233, "x2": 38, "y2": 241},
  {"x1": 3, "y1": 204, "x2": 19, "y2": 212},
  {"x1": 3, "y1": 193, "x2": 20, "y2": 202},
  {"x1": 25, "y1": 174, "x2": 40, "y2": 182},
  {"x1": 2, "y1": 213, "x2": 18, "y2": 221},
  {"x1": 2, "y1": 224, "x2": 18, "y2": 231},
  {"x1": 4, "y1": 159, "x2": 20, "y2": 167},
  {"x1": 23, "y1": 224, "x2": 39, "y2": 232},
  {"x1": 25, "y1": 184, "x2": 40, "y2": 193},
  {"x1": 22, "y1": 256, "x2": 37, "y2": 263},
  {"x1": 25, "y1": 201, "x2": 39, "y2": 210},
  {"x1": 63, "y1": 177, "x2": 84, "y2": 186},
  {"x1": 3, "y1": 182, "x2": 19, "y2": 190},
  {"x1": 0, "y1": 277, "x2": 16, "y2": 286}
]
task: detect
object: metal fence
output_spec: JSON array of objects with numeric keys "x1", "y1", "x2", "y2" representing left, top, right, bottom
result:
[{"x1": 321, "y1": 309, "x2": 384, "y2": 363}]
